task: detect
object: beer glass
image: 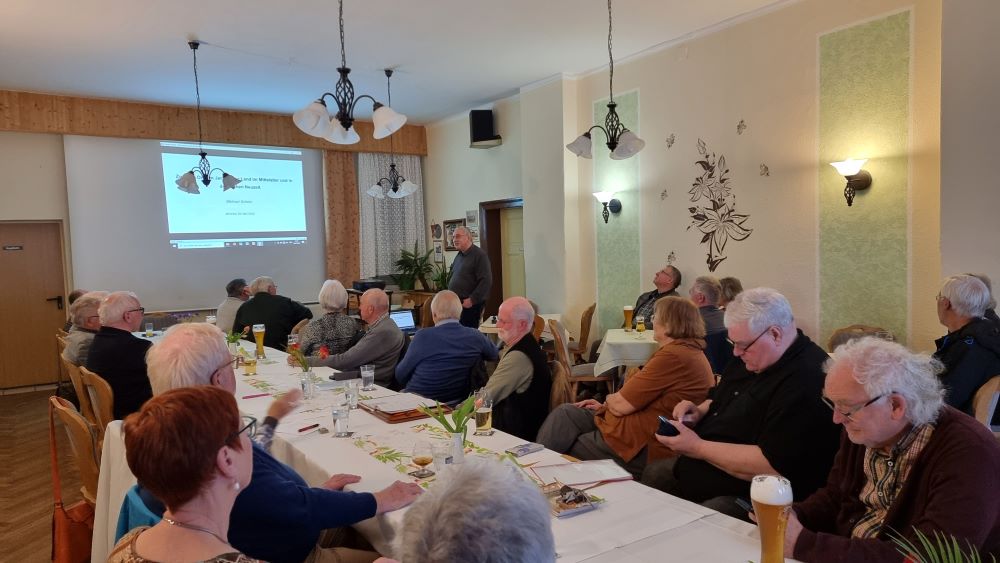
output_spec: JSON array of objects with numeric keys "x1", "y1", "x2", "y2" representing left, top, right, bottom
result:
[
  {"x1": 145, "y1": 323, "x2": 155, "y2": 337},
  {"x1": 751, "y1": 474, "x2": 793, "y2": 563},
  {"x1": 252, "y1": 324, "x2": 266, "y2": 359},
  {"x1": 243, "y1": 356, "x2": 257, "y2": 376},
  {"x1": 623, "y1": 305, "x2": 634, "y2": 332},
  {"x1": 474, "y1": 397, "x2": 494, "y2": 436},
  {"x1": 635, "y1": 315, "x2": 647, "y2": 334}
]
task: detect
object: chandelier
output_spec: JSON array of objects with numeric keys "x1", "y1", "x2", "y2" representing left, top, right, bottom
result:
[
  {"x1": 367, "y1": 70, "x2": 418, "y2": 199},
  {"x1": 175, "y1": 41, "x2": 241, "y2": 194},
  {"x1": 565, "y1": 0, "x2": 645, "y2": 160},
  {"x1": 292, "y1": 0, "x2": 407, "y2": 144}
]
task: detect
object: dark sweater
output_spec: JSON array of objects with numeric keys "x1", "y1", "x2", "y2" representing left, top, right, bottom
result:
[
  {"x1": 793, "y1": 407, "x2": 1000, "y2": 562},
  {"x1": 492, "y1": 335, "x2": 551, "y2": 442},
  {"x1": 933, "y1": 318, "x2": 1000, "y2": 418},
  {"x1": 448, "y1": 244, "x2": 492, "y2": 305},
  {"x1": 229, "y1": 443, "x2": 378, "y2": 563},
  {"x1": 233, "y1": 292, "x2": 313, "y2": 350},
  {"x1": 85, "y1": 326, "x2": 152, "y2": 420},
  {"x1": 395, "y1": 320, "x2": 499, "y2": 403}
]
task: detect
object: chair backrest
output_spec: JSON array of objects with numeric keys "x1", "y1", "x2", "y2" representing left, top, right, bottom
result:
[
  {"x1": 56, "y1": 334, "x2": 69, "y2": 381},
  {"x1": 972, "y1": 375, "x2": 1000, "y2": 430},
  {"x1": 291, "y1": 318, "x2": 309, "y2": 335},
  {"x1": 547, "y1": 319, "x2": 572, "y2": 373},
  {"x1": 62, "y1": 358, "x2": 97, "y2": 427},
  {"x1": 577, "y1": 303, "x2": 597, "y2": 349},
  {"x1": 79, "y1": 367, "x2": 114, "y2": 441},
  {"x1": 50, "y1": 396, "x2": 100, "y2": 504},
  {"x1": 704, "y1": 330, "x2": 735, "y2": 374},
  {"x1": 548, "y1": 361, "x2": 573, "y2": 411},
  {"x1": 532, "y1": 315, "x2": 545, "y2": 341}
]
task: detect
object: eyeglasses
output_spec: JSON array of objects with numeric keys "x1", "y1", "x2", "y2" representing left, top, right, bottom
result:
[
  {"x1": 821, "y1": 394, "x2": 887, "y2": 421},
  {"x1": 228, "y1": 415, "x2": 257, "y2": 441},
  {"x1": 726, "y1": 326, "x2": 772, "y2": 353},
  {"x1": 125, "y1": 307, "x2": 145, "y2": 315},
  {"x1": 216, "y1": 355, "x2": 239, "y2": 372}
]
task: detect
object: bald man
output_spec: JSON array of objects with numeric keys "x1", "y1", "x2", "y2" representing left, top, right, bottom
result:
[
  {"x1": 448, "y1": 226, "x2": 492, "y2": 328},
  {"x1": 486, "y1": 296, "x2": 552, "y2": 441},
  {"x1": 303, "y1": 288, "x2": 404, "y2": 386}
]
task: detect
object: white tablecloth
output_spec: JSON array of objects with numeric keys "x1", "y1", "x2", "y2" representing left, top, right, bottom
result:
[
  {"x1": 594, "y1": 329, "x2": 659, "y2": 375},
  {"x1": 91, "y1": 421, "x2": 135, "y2": 562}
]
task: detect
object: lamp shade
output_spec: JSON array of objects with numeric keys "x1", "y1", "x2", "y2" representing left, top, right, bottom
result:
[
  {"x1": 176, "y1": 172, "x2": 200, "y2": 194},
  {"x1": 830, "y1": 158, "x2": 868, "y2": 176},
  {"x1": 610, "y1": 131, "x2": 645, "y2": 160},
  {"x1": 366, "y1": 184, "x2": 386, "y2": 199},
  {"x1": 593, "y1": 191, "x2": 615, "y2": 204},
  {"x1": 325, "y1": 121, "x2": 361, "y2": 145},
  {"x1": 372, "y1": 106, "x2": 407, "y2": 139},
  {"x1": 387, "y1": 180, "x2": 418, "y2": 198},
  {"x1": 566, "y1": 133, "x2": 593, "y2": 159},
  {"x1": 221, "y1": 173, "x2": 241, "y2": 190},
  {"x1": 293, "y1": 101, "x2": 330, "y2": 136}
]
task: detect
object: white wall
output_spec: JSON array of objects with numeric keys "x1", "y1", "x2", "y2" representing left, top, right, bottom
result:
[{"x1": 941, "y1": 0, "x2": 1000, "y2": 283}]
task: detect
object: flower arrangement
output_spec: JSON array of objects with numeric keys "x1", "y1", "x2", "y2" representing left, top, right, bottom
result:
[
  {"x1": 226, "y1": 326, "x2": 249, "y2": 344},
  {"x1": 287, "y1": 343, "x2": 310, "y2": 372},
  {"x1": 318, "y1": 345, "x2": 330, "y2": 360},
  {"x1": 418, "y1": 396, "x2": 476, "y2": 440}
]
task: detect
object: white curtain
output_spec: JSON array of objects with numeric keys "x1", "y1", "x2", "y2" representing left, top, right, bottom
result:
[{"x1": 357, "y1": 153, "x2": 426, "y2": 278}]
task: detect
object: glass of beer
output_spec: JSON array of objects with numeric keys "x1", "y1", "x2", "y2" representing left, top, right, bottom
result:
[
  {"x1": 252, "y1": 324, "x2": 266, "y2": 359},
  {"x1": 474, "y1": 396, "x2": 494, "y2": 436},
  {"x1": 635, "y1": 315, "x2": 646, "y2": 336},
  {"x1": 751, "y1": 474, "x2": 793, "y2": 563},
  {"x1": 623, "y1": 305, "x2": 634, "y2": 332},
  {"x1": 243, "y1": 356, "x2": 257, "y2": 376},
  {"x1": 410, "y1": 441, "x2": 435, "y2": 478}
]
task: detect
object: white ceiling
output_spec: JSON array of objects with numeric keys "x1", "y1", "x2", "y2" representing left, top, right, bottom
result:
[{"x1": 0, "y1": 0, "x2": 786, "y2": 124}]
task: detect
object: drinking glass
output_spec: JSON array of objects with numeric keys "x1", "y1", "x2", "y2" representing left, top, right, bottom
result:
[
  {"x1": 252, "y1": 324, "x2": 266, "y2": 359},
  {"x1": 287, "y1": 334, "x2": 298, "y2": 349},
  {"x1": 431, "y1": 441, "x2": 452, "y2": 472},
  {"x1": 331, "y1": 401, "x2": 351, "y2": 437},
  {"x1": 410, "y1": 441, "x2": 435, "y2": 478},
  {"x1": 623, "y1": 306, "x2": 634, "y2": 332},
  {"x1": 205, "y1": 315, "x2": 217, "y2": 325},
  {"x1": 360, "y1": 365, "x2": 376, "y2": 391},
  {"x1": 145, "y1": 323, "x2": 154, "y2": 337},
  {"x1": 298, "y1": 372, "x2": 316, "y2": 400},
  {"x1": 345, "y1": 379, "x2": 360, "y2": 409},
  {"x1": 474, "y1": 392, "x2": 494, "y2": 436},
  {"x1": 751, "y1": 474, "x2": 793, "y2": 563}
]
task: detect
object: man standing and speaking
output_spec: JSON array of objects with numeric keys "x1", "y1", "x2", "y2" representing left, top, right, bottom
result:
[{"x1": 448, "y1": 226, "x2": 492, "y2": 328}]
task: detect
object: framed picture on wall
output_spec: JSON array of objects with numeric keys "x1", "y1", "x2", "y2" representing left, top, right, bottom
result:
[
  {"x1": 433, "y1": 241, "x2": 444, "y2": 263},
  {"x1": 465, "y1": 210, "x2": 478, "y2": 225},
  {"x1": 430, "y1": 222, "x2": 443, "y2": 241},
  {"x1": 443, "y1": 218, "x2": 466, "y2": 251}
]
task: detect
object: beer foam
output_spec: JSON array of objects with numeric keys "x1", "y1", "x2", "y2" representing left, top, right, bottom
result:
[
  {"x1": 624, "y1": 306, "x2": 634, "y2": 310},
  {"x1": 750, "y1": 475, "x2": 793, "y2": 505}
]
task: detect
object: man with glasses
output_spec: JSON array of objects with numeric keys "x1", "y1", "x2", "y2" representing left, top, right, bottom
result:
[
  {"x1": 145, "y1": 322, "x2": 421, "y2": 563},
  {"x1": 631, "y1": 264, "x2": 681, "y2": 329},
  {"x1": 232, "y1": 275, "x2": 313, "y2": 349},
  {"x1": 86, "y1": 290, "x2": 154, "y2": 419},
  {"x1": 62, "y1": 290, "x2": 108, "y2": 366},
  {"x1": 642, "y1": 288, "x2": 840, "y2": 520},
  {"x1": 787, "y1": 337, "x2": 1000, "y2": 561}
]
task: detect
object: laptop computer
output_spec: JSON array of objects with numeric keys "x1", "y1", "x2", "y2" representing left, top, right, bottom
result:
[{"x1": 390, "y1": 309, "x2": 419, "y2": 335}]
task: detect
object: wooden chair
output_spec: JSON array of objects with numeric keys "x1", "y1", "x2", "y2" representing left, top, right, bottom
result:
[
  {"x1": 972, "y1": 375, "x2": 1000, "y2": 440},
  {"x1": 548, "y1": 360, "x2": 574, "y2": 412},
  {"x1": 548, "y1": 319, "x2": 612, "y2": 400},
  {"x1": 57, "y1": 328, "x2": 69, "y2": 338},
  {"x1": 79, "y1": 366, "x2": 115, "y2": 445},
  {"x1": 291, "y1": 318, "x2": 310, "y2": 335},
  {"x1": 49, "y1": 396, "x2": 101, "y2": 504},
  {"x1": 56, "y1": 334, "x2": 68, "y2": 390},
  {"x1": 61, "y1": 358, "x2": 97, "y2": 428},
  {"x1": 531, "y1": 315, "x2": 545, "y2": 341},
  {"x1": 568, "y1": 303, "x2": 596, "y2": 364}
]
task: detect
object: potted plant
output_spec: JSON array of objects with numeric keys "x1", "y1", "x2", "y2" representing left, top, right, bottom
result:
[
  {"x1": 891, "y1": 529, "x2": 994, "y2": 563},
  {"x1": 418, "y1": 396, "x2": 476, "y2": 463},
  {"x1": 394, "y1": 242, "x2": 433, "y2": 291},
  {"x1": 431, "y1": 260, "x2": 453, "y2": 292}
]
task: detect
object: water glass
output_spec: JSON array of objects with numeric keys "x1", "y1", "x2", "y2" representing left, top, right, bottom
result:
[
  {"x1": 144, "y1": 323, "x2": 154, "y2": 337},
  {"x1": 331, "y1": 401, "x2": 351, "y2": 437},
  {"x1": 432, "y1": 441, "x2": 452, "y2": 472},
  {"x1": 287, "y1": 334, "x2": 298, "y2": 349},
  {"x1": 360, "y1": 365, "x2": 376, "y2": 391},
  {"x1": 345, "y1": 379, "x2": 360, "y2": 409},
  {"x1": 299, "y1": 372, "x2": 316, "y2": 400},
  {"x1": 205, "y1": 315, "x2": 217, "y2": 325}
]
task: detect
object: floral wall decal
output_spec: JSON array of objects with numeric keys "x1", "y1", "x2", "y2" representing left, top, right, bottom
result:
[
  {"x1": 665, "y1": 133, "x2": 676, "y2": 148},
  {"x1": 687, "y1": 138, "x2": 753, "y2": 271},
  {"x1": 660, "y1": 189, "x2": 669, "y2": 200},
  {"x1": 736, "y1": 119, "x2": 747, "y2": 135},
  {"x1": 667, "y1": 251, "x2": 677, "y2": 265},
  {"x1": 759, "y1": 163, "x2": 770, "y2": 176}
]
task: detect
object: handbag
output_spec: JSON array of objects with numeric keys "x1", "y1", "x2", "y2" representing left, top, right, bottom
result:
[{"x1": 49, "y1": 398, "x2": 96, "y2": 563}]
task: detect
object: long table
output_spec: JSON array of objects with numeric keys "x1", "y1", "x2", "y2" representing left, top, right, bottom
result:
[{"x1": 233, "y1": 347, "x2": 788, "y2": 562}]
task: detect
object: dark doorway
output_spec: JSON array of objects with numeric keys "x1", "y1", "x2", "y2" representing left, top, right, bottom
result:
[{"x1": 478, "y1": 198, "x2": 523, "y2": 318}]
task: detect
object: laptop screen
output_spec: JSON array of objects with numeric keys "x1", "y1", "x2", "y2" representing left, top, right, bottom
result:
[{"x1": 390, "y1": 310, "x2": 417, "y2": 330}]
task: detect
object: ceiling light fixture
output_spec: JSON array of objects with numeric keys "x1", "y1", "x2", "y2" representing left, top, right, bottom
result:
[
  {"x1": 566, "y1": 0, "x2": 645, "y2": 161},
  {"x1": 293, "y1": 0, "x2": 407, "y2": 144},
  {"x1": 368, "y1": 70, "x2": 418, "y2": 199},
  {"x1": 175, "y1": 41, "x2": 241, "y2": 194}
]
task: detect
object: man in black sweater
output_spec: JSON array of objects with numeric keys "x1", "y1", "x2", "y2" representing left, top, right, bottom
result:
[
  {"x1": 448, "y1": 226, "x2": 492, "y2": 328},
  {"x1": 86, "y1": 291, "x2": 153, "y2": 419},
  {"x1": 233, "y1": 276, "x2": 312, "y2": 350}
]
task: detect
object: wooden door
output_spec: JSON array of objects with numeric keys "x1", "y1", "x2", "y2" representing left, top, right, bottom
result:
[
  {"x1": 0, "y1": 223, "x2": 66, "y2": 388},
  {"x1": 500, "y1": 208, "x2": 525, "y2": 299}
]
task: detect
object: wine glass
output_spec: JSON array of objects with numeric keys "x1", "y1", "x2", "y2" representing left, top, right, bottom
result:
[{"x1": 410, "y1": 441, "x2": 435, "y2": 478}]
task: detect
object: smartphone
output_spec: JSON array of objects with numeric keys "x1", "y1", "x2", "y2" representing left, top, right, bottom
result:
[
  {"x1": 735, "y1": 497, "x2": 755, "y2": 514},
  {"x1": 656, "y1": 415, "x2": 680, "y2": 437}
]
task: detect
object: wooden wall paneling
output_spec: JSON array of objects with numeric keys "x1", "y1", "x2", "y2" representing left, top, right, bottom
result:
[
  {"x1": 324, "y1": 150, "x2": 361, "y2": 283},
  {"x1": 0, "y1": 90, "x2": 427, "y2": 156}
]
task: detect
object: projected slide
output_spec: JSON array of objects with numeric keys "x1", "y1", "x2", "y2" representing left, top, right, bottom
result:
[{"x1": 161, "y1": 145, "x2": 307, "y2": 248}]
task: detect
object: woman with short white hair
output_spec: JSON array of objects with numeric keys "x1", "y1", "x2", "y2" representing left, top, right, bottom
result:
[{"x1": 297, "y1": 280, "x2": 361, "y2": 356}]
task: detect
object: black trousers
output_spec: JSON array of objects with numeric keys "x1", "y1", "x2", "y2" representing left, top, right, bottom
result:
[{"x1": 459, "y1": 302, "x2": 484, "y2": 328}]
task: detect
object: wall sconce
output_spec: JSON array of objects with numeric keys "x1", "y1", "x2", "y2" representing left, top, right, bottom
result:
[
  {"x1": 593, "y1": 191, "x2": 622, "y2": 223},
  {"x1": 830, "y1": 158, "x2": 872, "y2": 207}
]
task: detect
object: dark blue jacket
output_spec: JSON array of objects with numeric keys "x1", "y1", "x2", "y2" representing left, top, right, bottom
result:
[{"x1": 395, "y1": 320, "x2": 498, "y2": 403}]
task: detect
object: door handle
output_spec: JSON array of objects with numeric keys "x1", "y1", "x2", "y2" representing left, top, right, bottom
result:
[{"x1": 46, "y1": 295, "x2": 65, "y2": 310}]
